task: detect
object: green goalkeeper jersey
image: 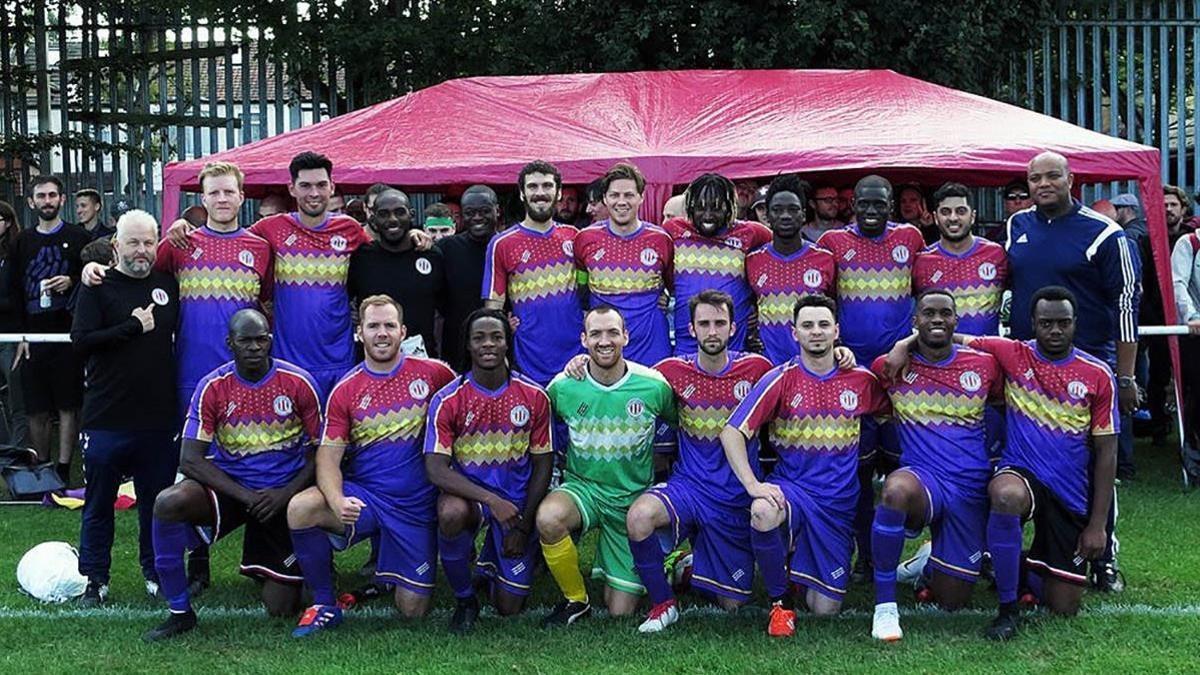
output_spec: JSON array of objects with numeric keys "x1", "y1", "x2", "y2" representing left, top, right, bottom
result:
[{"x1": 547, "y1": 361, "x2": 677, "y2": 503}]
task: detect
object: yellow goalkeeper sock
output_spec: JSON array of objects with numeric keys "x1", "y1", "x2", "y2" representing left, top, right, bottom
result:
[{"x1": 541, "y1": 535, "x2": 588, "y2": 603}]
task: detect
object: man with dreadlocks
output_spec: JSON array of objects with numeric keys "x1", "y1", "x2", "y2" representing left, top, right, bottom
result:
[
  {"x1": 661, "y1": 174, "x2": 772, "y2": 355},
  {"x1": 746, "y1": 174, "x2": 838, "y2": 366},
  {"x1": 423, "y1": 308, "x2": 554, "y2": 633},
  {"x1": 816, "y1": 175, "x2": 926, "y2": 583}
]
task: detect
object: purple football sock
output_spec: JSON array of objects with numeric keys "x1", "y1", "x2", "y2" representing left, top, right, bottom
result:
[
  {"x1": 438, "y1": 531, "x2": 477, "y2": 599},
  {"x1": 291, "y1": 527, "x2": 336, "y2": 605},
  {"x1": 152, "y1": 518, "x2": 201, "y2": 613},
  {"x1": 871, "y1": 505, "x2": 907, "y2": 604},
  {"x1": 751, "y1": 526, "x2": 789, "y2": 600},
  {"x1": 987, "y1": 511, "x2": 1023, "y2": 605},
  {"x1": 629, "y1": 535, "x2": 673, "y2": 605}
]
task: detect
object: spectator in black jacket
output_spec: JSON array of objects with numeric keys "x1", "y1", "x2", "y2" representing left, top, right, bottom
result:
[{"x1": 0, "y1": 200, "x2": 29, "y2": 447}]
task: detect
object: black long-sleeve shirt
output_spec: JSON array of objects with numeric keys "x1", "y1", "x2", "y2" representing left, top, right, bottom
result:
[
  {"x1": 71, "y1": 269, "x2": 180, "y2": 431},
  {"x1": 8, "y1": 222, "x2": 90, "y2": 333}
]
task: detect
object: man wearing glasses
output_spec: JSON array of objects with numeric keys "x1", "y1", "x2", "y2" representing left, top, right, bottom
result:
[{"x1": 803, "y1": 186, "x2": 846, "y2": 243}]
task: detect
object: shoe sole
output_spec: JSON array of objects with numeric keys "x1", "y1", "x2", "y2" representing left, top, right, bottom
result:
[{"x1": 543, "y1": 606, "x2": 590, "y2": 628}]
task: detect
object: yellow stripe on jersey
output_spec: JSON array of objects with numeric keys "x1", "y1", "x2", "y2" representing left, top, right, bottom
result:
[
  {"x1": 1006, "y1": 383, "x2": 1092, "y2": 435},
  {"x1": 275, "y1": 253, "x2": 349, "y2": 286},
  {"x1": 679, "y1": 405, "x2": 737, "y2": 442},
  {"x1": 947, "y1": 284, "x2": 1003, "y2": 317},
  {"x1": 177, "y1": 267, "x2": 261, "y2": 301},
  {"x1": 674, "y1": 244, "x2": 744, "y2": 276},
  {"x1": 770, "y1": 415, "x2": 861, "y2": 452},
  {"x1": 215, "y1": 418, "x2": 306, "y2": 456},
  {"x1": 758, "y1": 292, "x2": 800, "y2": 326},
  {"x1": 445, "y1": 430, "x2": 531, "y2": 466},
  {"x1": 837, "y1": 267, "x2": 910, "y2": 301},
  {"x1": 587, "y1": 267, "x2": 662, "y2": 295},
  {"x1": 508, "y1": 262, "x2": 577, "y2": 303},
  {"x1": 349, "y1": 406, "x2": 426, "y2": 446},
  {"x1": 890, "y1": 390, "x2": 987, "y2": 425}
]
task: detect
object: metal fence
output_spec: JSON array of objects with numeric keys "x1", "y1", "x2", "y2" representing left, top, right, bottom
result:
[{"x1": 4, "y1": 2, "x2": 1200, "y2": 224}]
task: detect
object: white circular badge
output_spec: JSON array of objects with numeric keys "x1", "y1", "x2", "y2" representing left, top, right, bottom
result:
[
  {"x1": 273, "y1": 395, "x2": 294, "y2": 416},
  {"x1": 626, "y1": 398, "x2": 645, "y2": 417},
  {"x1": 1067, "y1": 381, "x2": 1089, "y2": 399},
  {"x1": 415, "y1": 258, "x2": 432, "y2": 275},
  {"x1": 803, "y1": 269, "x2": 824, "y2": 288},
  {"x1": 891, "y1": 246, "x2": 910, "y2": 264},
  {"x1": 978, "y1": 262, "x2": 997, "y2": 281},
  {"x1": 734, "y1": 380, "x2": 752, "y2": 401},
  {"x1": 561, "y1": 240, "x2": 574, "y2": 256},
  {"x1": 151, "y1": 288, "x2": 169, "y2": 306},
  {"x1": 408, "y1": 379, "x2": 430, "y2": 400},
  {"x1": 959, "y1": 371, "x2": 982, "y2": 392},
  {"x1": 839, "y1": 390, "x2": 859, "y2": 411},
  {"x1": 238, "y1": 250, "x2": 256, "y2": 268},
  {"x1": 640, "y1": 248, "x2": 659, "y2": 266},
  {"x1": 330, "y1": 235, "x2": 347, "y2": 252},
  {"x1": 510, "y1": 405, "x2": 530, "y2": 427}
]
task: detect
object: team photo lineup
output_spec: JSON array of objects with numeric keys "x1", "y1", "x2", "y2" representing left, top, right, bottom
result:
[{"x1": 14, "y1": 146, "x2": 1153, "y2": 646}]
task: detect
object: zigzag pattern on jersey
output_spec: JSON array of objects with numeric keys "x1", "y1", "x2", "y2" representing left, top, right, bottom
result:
[
  {"x1": 568, "y1": 417, "x2": 656, "y2": 461},
  {"x1": 890, "y1": 389, "x2": 987, "y2": 426},
  {"x1": 507, "y1": 262, "x2": 577, "y2": 303},
  {"x1": 758, "y1": 292, "x2": 801, "y2": 326},
  {"x1": 679, "y1": 404, "x2": 737, "y2": 442},
  {"x1": 836, "y1": 267, "x2": 910, "y2": 301},
  {"x1": 275, "y1": 252, "x2": 349, "y2": 287},
  {"x1": 1006, "y1": 382, "x2": 1096, "y2": 435},
  {"x1": 346, "y1": 405, "x2": 427, "y2": 447},
  {"x1": 674, "y1": 243, "x2": 744, "y2": 276},
  {"x1": 938, "y1": 283, "x2": 1003, "y2": 316},
  {"x1": 587, "y1": 266, "x2": 662, "y2": 295},
  {"x1": 439, "y1": 429, "x2": 534, "y2": 466},
  {"x1": 215, "y1": 418, "x2": 308, "y2": 456},
  {"x1": 769, "y1": 415, "x2": 861, "y2": 453},
  {"x1": 177, "y1": 266, "x2": 261, "y2": 301}
]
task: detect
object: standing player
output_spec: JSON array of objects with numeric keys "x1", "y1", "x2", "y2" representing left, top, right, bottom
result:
[
  {"x1": 660, "y1": 173, "x2": 772, "y2": 355},
  {"x1": 818, "y1": 175, "x2": 925, "y2": 580},
  {"x1": 536, "y1": 306, "x2": 676, "y2": 624},
  {"x1": 866, "y1": 290, "x2": 1002, "y2": 642},
  {"x1": 974, "y1": 287, "x2": 1116, "y2": 639},
  {"x1": 625, "y1": 290, "x2": 773, "y2": 632},
  {"x1": 424, "y1": 309, "x2": 554, "y2": 633},
  {"x1": 143, "y1": 310, "x2": 321, "y2": 641},
  {"x1": 285, "y1": 296, "x2": 455, "y2": 636},
  {"x1": 483, "y1": 160, "x2": 583, "y2": 386},
  {"x1": 746, "y1": 174, "x2": 836, "y2": 365},
  {"x1": 721, "y1": 294, "x2": 889, "y2": 636},
  {"x1": 573, "y1": 162, "x2": 673, "y2": 365}
]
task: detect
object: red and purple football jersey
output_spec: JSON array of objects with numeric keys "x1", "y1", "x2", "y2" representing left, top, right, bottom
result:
[
  {"x1": 183, "y1": 359, "x2": 322, "y2": 490},
  {"x1": 728, "y1": 361, "x2": 889, "y2": 507},
  {"x1": 654, "y1": 352, "x2": 774, "y2": 508},
  {"x1": 156, "y1": 227, "x2": 273, "y2": 397},
  {"x1": 745, "y1": 242, "x2": 837, "y2": 365},
  {"x1": 871, "y1": 346, "x2": 1003, "y2": 490},
  {"x1": 660, "y1": 217, "x2": 772, "y2": 355},
  {"x1": 818, "y1": 223, "x2": 925, "y2": 363},
  {"x1": 574, "y1": 221, "x2": 674, "y2": 365},
  {"x1": 250, "y1": 213, "x2": 370, "y2": 390},
  {"x1": 970, "y1": 337, "x2": 1117, "y2": 515},
  {"x1": 424, "y1": 372, "x2": 552, "y2": 506},
  {"x1": 912, "y1": 239, "x2": 1008, "y2": 336},
  {"x1": 482, "y1": 223, "x2": 583, "y2": 385},
  {"x1": 322, "y1": 356, "x2": 456, "y2": 510}
]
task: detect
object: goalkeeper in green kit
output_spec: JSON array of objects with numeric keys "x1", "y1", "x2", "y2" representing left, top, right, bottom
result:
[{"x1": 536, "y1": 306, "x2": 676, "y2": 625}]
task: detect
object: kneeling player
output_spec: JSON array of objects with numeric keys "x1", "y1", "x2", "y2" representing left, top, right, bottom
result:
[
  {"x1": 286, "y1": 296, "x2": 455, "y2": 637},
  {"x1": 625, "y1": 290, "x2": 774, "y2": 632},
  {"x1": 536, "y1": 306, "x2": 676, "y2": 624},
  {"x1": 721, "y1": 295, "x2": 888, "y2": 636},
  {"x1": 867, "y1": 290, "x2": 1001, "y2": 642},
  {"x1": 144, "y1": 310, "x2": 322, "y2": 641},
  {"x1": 424, "y1": 309, "x2": 554, "y2": 633}
]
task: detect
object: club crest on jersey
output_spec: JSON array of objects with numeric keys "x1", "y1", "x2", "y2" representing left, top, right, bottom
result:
[
  {"x1": 191, "y1": 248, "x2": 204, "y2": 260},
  {"x1": 803, "y1": 269, "x2": 823, "y2": 288},
  {"x1": 734, "y1": 380, "x2": 752, "y2": 400},
  {"x1": 238, "y1": 250, "x2": 255, "y2": 267},
  {"x1": 959, "y1": 371, "x2": 982, "y2": 392},
  {"x1": 273, "y1": 395, "x2": 293, "y2": 416},
  {"x1": 1067, "y1": 381, "x2": 1089, "y2": 399},
  {"x1": 978, "y1": 262, "x2": 997, "y2": 281},
  {"x1": 409, "y1": 379, "x2": 430, "y2": 400},
  {"x1": 839, "y1": 389, "x2": 859, "y2": 410},
  {"x1": 510, "y1": 405, "x2": 530, "y2": 427},
  {"x1": 330, "y1": 235, "x2": 348, "y2": 251},
  {"x1": 415, "y1": 258, "x2": 432, "y2": 275},
  {"x1": 561, "y1": 240, "x2": 574, "y2": 257},
  {"x1": 151, "y1": 288, "x2": 170, "y2": 306},
  {"x1": 626, "y1": 398, "x2": 646, "y2": 417},
  {"x1": 724, "y1": 236, "x2": 741, "y2": 248},
  {"x1": 891, "y1": 246, "x2": 910, "y2": 264},
  {"x1": 359, "y1": 394, "x2": 372, "y2": 410},
  {"x1": 639, "y1": 248, "x2": 659, "y2": 266}
]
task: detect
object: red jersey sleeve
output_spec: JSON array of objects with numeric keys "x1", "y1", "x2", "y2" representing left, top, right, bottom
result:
[
  {"x1": 320, "y1": 381, "x2": 353, "y2": 447},
  {"x1": 529, "y1": 386, "x2": 553, "y2": 455},
  {"x1": 1090, "y1": 370, "x2": 1118, "y2": 437}
]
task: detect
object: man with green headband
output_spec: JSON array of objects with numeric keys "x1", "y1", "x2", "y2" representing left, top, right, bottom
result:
[
  {"x1": 347, "y1": 189, "x2": 446, "y2": 357},
  {"x1": 424, "y1": 203, "x2": 458, "y2": 243}
]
